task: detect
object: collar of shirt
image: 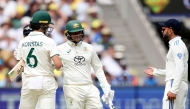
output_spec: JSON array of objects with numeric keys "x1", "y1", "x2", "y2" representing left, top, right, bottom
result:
[
  {"x1": 168, "y1": 36, "x2": 181, "y2": 47},
  {"x1": 28, "y1": 31, "x2": 45, "y2": 36},
  {"x1": 67, "y1": 40, "x2": 82, "y2": 47}
]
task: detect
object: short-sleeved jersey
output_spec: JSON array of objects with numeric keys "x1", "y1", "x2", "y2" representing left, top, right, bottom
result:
[
  {"x1": 17, "y1": 31, "x2": 59, "y2": 76},
  {"x1": 57, "y1": 41, "x2": 107, "y2": 85},
  {"x1": 154, "y1": 36, "x2": 188, "y2": 94}
]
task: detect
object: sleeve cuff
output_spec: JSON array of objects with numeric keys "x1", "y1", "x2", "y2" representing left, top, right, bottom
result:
[
  {"x1": 170, "y1": 89, "x2": 177, "y2": 94},
  {"x1": 50, "y1": 54, "x2": 59, "y2": 58}
]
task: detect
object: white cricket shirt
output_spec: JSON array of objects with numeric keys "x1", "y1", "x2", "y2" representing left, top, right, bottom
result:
[
  {"x1": 57, "y1": 41, "x2": 107, "y2": 85},
  {"x1": 153, "y1": 36, "x2": 189, "y2": 94},
  {"x1": 17, "y1": 31, "x2": 59, "y2": 76}
]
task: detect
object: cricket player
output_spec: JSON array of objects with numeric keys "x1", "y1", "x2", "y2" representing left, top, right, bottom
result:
[
  {"x1": 57, "y1": 20, "x2": 114, "y2": 109},
  {"x1": 14, "y1": 10, "x2": 62, "y2": 109},
  {"x1": 144, "y1": 19, "x2": 188, "y2": 109},
  {"x1": 14, "y1": 24, "x2": 33, "y2": 91}
]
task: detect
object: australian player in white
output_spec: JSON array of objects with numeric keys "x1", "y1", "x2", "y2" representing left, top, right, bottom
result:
[
  {"x1": 57, "y1": 20, "x2": 114, "y2": 109},
  {"x1": 14, "y1": 10, "x2": 62, "y2": 109},
  {"x1": 144, "y1": 19, "x2": 188, "y2": 109},
  {"x1": 14, "y1": 24, "x2": 33, "y2": 94}
]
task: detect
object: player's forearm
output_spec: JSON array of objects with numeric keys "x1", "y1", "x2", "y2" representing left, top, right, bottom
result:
[{"x1": 153, "y1": 68, "x2": 166, "y2": 76}]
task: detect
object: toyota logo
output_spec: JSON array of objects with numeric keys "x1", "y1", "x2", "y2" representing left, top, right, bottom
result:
[{"x1": 74, "y1": 56, "x2": 85, "y2": 63}]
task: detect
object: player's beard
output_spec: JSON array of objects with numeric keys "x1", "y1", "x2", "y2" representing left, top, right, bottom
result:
[
  {"x1": 163, "y1": 32, "x2": 170, "y2": 41},
  {"x1": 71, "y1": 35, "x2": 83, "y2": 44}
]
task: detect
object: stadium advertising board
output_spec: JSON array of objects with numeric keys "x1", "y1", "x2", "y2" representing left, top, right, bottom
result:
[
  {"x1": 0, "y1": 87, "x2": 189, "y2": 109},
  {"x1": 139, "y1": 0, "x2": 190, "y2": 21}
]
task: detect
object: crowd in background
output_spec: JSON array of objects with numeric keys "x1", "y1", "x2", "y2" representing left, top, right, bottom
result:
[{"x1": 0, "y1": 0, "x2": 158, "y2": 88}]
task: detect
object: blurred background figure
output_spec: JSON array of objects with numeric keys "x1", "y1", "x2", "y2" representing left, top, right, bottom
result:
[
  {"x1": 144, "y1": 75, "x2": 158, "y2": 86},
  {"x1": 0, "y1": 59, "x2": 8, "y2": 87}
]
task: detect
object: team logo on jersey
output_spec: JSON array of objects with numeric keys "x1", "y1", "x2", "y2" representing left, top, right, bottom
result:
[
  {"x1": 73, "y1": 23, "x2": 79, "y2": 28},
  {"x1": 83, "y1": 47, "x2": 88, "y2": 52},
  {"x1": 69, "y1": 98, "x2": 73, "y2": 105},
  {"x1": 74, "y1": 56, "x2": 86, "y2": 66},
  {"x1": 177, "y1": 53, "x2": 182, "y2": 59},
  {"x1": 67, "y1": 49, "x2": 71, "y2": 53}
]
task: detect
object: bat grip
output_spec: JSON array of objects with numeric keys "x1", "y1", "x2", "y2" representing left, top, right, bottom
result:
[{"x1": 109, "y1": 105, "x2": 115, "y2": 109}]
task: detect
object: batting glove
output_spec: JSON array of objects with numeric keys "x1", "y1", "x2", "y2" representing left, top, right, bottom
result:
[
  {"x1": 101, "y1": 90, "x2": 115, "y2": 109},
  {"x1": 14, "y1": 48, "x2": 21, "y2": 60},
  {"x1": 100, "y1": 83, "x2": 111, "y2": 99}
]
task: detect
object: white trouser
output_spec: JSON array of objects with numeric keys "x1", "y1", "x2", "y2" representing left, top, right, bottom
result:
[
  {"x1": 19, "y1": 76, "x2": 58, "y2": 109},
  {"x1": 63, "y1": 84, "x2": 103, "y2": 109},
  {"x1": 162, "y1": 80, "x2": 188, "y2": 109}
]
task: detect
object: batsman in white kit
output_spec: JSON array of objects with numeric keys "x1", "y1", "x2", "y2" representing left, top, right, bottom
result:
[
  {"x1": 14, "y1": 10, "x2": 62, "y2": 109},
  {"x1": 144, "y1": 19, "x2": 189, "y2": 109},
  {"x1": 57, "y1": 20, "x2": 115, "y2": 109}
]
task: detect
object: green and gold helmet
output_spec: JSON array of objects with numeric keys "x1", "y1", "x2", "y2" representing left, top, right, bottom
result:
[
  {"x1": 66, "y1": 20, "x2": 83, "y2": 32},
  {"x1": 30, "y1": 10, "x2": 54, "y2": 24},
  {"x1": 30, "y1": 10, "x2": 54, "y2": 35},
  {"x1": 65, "y1": 20, "x2": 84, "y2": 42}
]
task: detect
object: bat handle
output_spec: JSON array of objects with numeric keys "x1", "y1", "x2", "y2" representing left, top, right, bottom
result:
[{"x1": 109, "y1": 105, "x2": 115, "y2": 109}]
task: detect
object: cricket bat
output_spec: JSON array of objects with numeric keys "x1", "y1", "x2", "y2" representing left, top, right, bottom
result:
[{"x1": 8, "y1": 59, "x2": 25, "y2": 81}]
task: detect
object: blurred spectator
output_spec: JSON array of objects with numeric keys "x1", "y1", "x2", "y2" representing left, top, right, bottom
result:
[
  {"x1": 93, "y1": 44, "x2": 104, "y2": 59},
  {"x1": 131, "y1": 74, "x2": 138, "y2": 86},
  {"x1": 0, "y1": 49, "x2": 12, "y2": 63},
  {"x1": 16, "y1": 16, "x2": 31, "y2": 42},
  {"x1": 111, "y1": 61, "x2": 133, "y2": 86},
  {"x1": 97, "y1": 27, "x2": 114, "y2": 50},
  {"x1": 112, "y1": 71, "x2": 132, "y2": 86},
  {"x1": 11, "y1": 7, "x2": 24, "y2": 29},
  {"x1": 101, "y1": 52, "x2": 122, "y2": 77},
  {"x1": 0, "y1": 29, "x2": 18, "y2": 51},
  {"x1": 0, "y1": 0, "x2": 130, "y2": 88},
  {"x1": 144, "y1": 76, "x2": 158, "y2": 86},
  {"x1": 5, "y1": 73, "x2": 11, "y2": 87},
  {"x1": 24, "y1": 1, "x2": 39, "y2": 17},
  {"x1": 0, "y1": 59, "x2": 9, "y2": 87},
  {"x1": 83, "y1": 32, "x2": 91, "y2": 44},
  {"x1": 48, "y1": 1, "x2": 67, "y2": 27},
  {"x1": 1, "y1": 0, "x2": 17, "y2": 18},
  {"x1": 90, "y1": 19, "x2": 103, "y2": 43},
  {"x1": 47, "y1": 2, "x2": 68, "y2": 45},
  {"x1": 0, "y1": 7, "x2": 8, "y2": 26},
  {"x1": 111, "y1": 56, "x2": 139, "y2": 86},
  {"x1": 104, "y1": 71, "x2": 112, "y2": 84},
  {"x1": 60, "y1": 0, "x2": 73, "y2": 18},
  {"x1": 0, "y1": 21, "x2": 12, "y2": 42}
]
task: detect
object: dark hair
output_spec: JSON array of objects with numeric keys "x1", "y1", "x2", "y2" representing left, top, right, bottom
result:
[
  {"x1": 30, "y1": 22, "x2": 41, "y2": 30},
  {"x1": 30, "y1": 22, "x2": 51, "y2": 35}
]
